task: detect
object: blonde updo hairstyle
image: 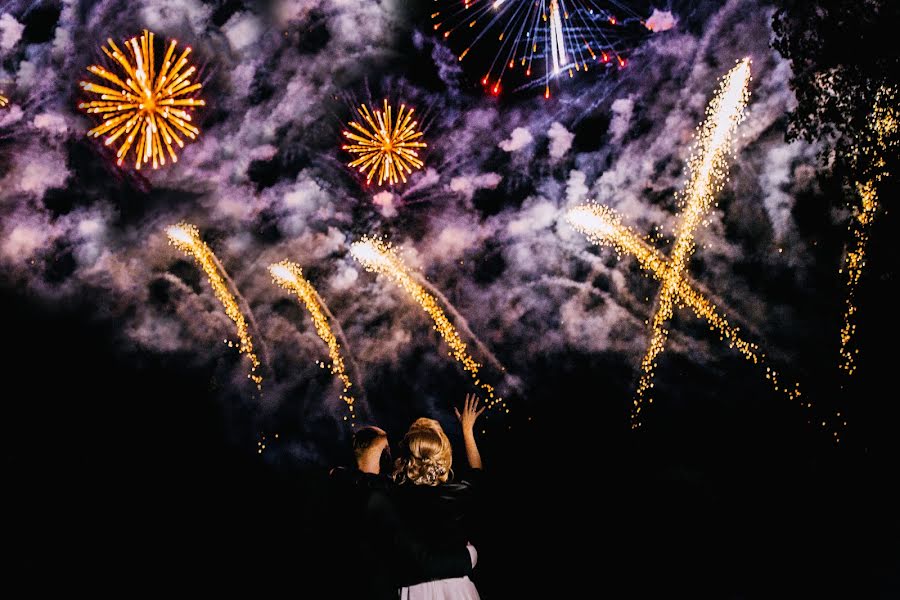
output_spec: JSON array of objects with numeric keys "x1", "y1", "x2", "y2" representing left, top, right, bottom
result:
[{"x1": 393, "y1": 418, "x2": 453, "y2": 486}]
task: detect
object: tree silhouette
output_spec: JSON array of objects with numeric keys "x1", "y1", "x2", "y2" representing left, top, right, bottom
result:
[{"x1": 773, "y1": 0, "x2": 899, "y2": 183}]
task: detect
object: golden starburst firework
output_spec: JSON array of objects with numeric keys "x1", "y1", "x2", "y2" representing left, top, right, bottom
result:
[
  {"x1": 269, "y1": 260, "x2": 357, "y2": 422},
  {"x1": 166, "y1": 223, "x2": 263, "y2": 389},
  {"x1": 351, "y1": 236, "x2": 504, "y2": 410},
  {"x1": 80, "y1": 30, "x2": 206, "y2": 170},
  {"x1": 342, "y1": 100, "x2": 427, "y2": 187}
]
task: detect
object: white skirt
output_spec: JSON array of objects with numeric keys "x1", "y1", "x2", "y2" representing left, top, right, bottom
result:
[
  {"x1": 399, "y1": 576, "x2": 479, "y2": 600},
  {"x1": 399, "y1": 544, "x2": 480, "y2": 600}
]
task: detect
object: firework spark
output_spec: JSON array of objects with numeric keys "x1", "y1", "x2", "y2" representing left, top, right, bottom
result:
[
  {"x1": 566, "y1": 63, "x2": 848, "y2": 441},
  {"x1": 432, "y1": 0, "x2": 643, "y2": 96},
  {"x1": 342, "y1": 100, "x2": 427, "y2": 187},
  {"x1": 80, "y1": 30, "x2": 205, "y2": 170},
  {"x1": 622, "y1": 58, "x2": 752, "y2": 427},
  {"x1": 566, "y1": 203, "x2": 805, "y2": 417},
  {"x1": 351, "y1": 236, "x2": 504, "y2": 409},
  {"x1": 0, "y1": 93, "x2": 8, "y2": 108},
  {"x1": 838, "y1": 87, "x2": 898, "y2": 375},
  {"x1": 166, "y1": 223, "x2": 263, "y2": 389},
  {"x1": 269, "y1": 260, "x2": 358, "y2": 422}
]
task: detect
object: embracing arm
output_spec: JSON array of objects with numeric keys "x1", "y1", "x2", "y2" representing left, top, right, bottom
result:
[
  {"x1": 366, "y1": 490, "x2": 472, "y2": 586},
  {"x1": 455, "y1": 394, "x2": 485, "y2": 470}
]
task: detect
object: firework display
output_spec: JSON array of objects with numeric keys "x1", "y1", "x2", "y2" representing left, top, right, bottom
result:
[
  {"x1": 626, "y1": 59, "x2": 752, "y2": 427},
  {"x1": 6, "y1": 4, "x2": 900, "y2": 585},
  {"x1": 838, "y1": 87, "x2": 898, "y2": 376},
  {"x1": 166, "y1": 223, "x2": 263, "y2": 389},
  {"x1": 431, "y1": 0, "x2": 642, "y2": 96},
  {"x1": 567, "y1": 203, "x2": 806, "y2": 424},
  {"x1": 351, "y1": 236, "x2": 504, "y2": 410},
  {"x1": 80, "y1": 30, "x2": 205, "y2": 170},
  {"x1": 269, "y1": 260, "x2": 357, "y2": 422},
  {"x1": 0, "y1": 5, "x2": 872, "y2": 450},
  {"x1": 342, "y1": 100, "x2": 427, "y2": 187}
]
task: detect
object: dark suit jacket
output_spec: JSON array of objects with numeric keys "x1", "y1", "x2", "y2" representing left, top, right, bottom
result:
[{"x1": 329, "y1": 467, "x2": 473, "y2": 597}]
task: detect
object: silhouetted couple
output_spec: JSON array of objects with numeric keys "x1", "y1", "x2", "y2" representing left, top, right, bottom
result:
[{"x1": 330, "y1": 394, "x2": 486, "y2": 599}]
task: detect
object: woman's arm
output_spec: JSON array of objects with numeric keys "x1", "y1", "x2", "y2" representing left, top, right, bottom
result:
[{"x1": 454, "y1": 393, "x2": 486, "y2": 470}]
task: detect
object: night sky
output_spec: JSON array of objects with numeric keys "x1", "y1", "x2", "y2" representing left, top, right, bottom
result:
[{"x1": 2, "y1": 0, "x2": 898, "y2": 595}]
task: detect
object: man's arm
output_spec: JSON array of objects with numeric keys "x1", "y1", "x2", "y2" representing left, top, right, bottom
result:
[{"x1": 366, "y1": 490, "x2": 473, "y2": 586}]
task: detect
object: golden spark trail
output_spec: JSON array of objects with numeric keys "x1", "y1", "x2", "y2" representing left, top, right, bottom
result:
[
  {"x1": 0, "y1": 93, "x2": 8, "y2": 108},
  {"x1": 629, "y1": 58, "x2": 752, "y2": 427},
  {"x1": 351, "y1": 237, "x2": 503, "y2": 409},
  {"x1": 166, "y1": 223, "x2": 263, "y2": 388},
  {"x1": 342, "y1": 100, "x2": 426, "y2": 187},
  {"x1": 80, "y1": 30, "x2": 205, "y2": 170},
  {"x1": 415, "y1": 276, "x2": 509, "y2": 377},
  {"x1": 567, "y1": 203, "x2": 803, "y2": 412},
  {"x1": 566, "y1": 61, "x2": 811, "y2": 432},
  {"x1": 269, "y1": 260, "x2": 358, "y2": 422},
  {"x1": 838, "y1": 87, "x2": 898, "y2": 375}
]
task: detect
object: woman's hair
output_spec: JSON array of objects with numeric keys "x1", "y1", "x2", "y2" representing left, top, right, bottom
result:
[{"x1": 393, "y1": 418, "x2": 453, "y2": 486}]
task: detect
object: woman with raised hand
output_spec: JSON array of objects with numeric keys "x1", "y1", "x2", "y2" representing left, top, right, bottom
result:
[{"x1": 393, "y1": 394, "x2": 486, "y2": 599}]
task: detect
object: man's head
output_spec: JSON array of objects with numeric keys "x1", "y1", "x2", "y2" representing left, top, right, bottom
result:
[{"x1": 353, "y1": 426, "x2": 388, "y2": 474}]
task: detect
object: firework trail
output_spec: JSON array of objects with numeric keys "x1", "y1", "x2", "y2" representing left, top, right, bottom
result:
[
  {"x1": 621, "y1": 58, "x2": 751, "y2": 427},
  {"x1": 415, "y1": 275, "x2": 509, "y2": 377},
  {"x1": 565, "y1": 62, "x2": 845, "y2": 441},
  {"x1": 166, "y1": 223, "x2": 264, "y2": 389},
  {"x1": 80, "y1": 30, "x2": 205, "y2": 170},
  {"x1": 342, "y1": 100, "x2": 427, "y2": 187},
  {"x1": 838, "y1": 87, "x2": 898, "y2": 376},
  {"x1": 351, "y1": 236, "x2": 507, "y2": 410},
  {"x1": 269, "y1": 260, "x2": 366, "y2": 423},
  {"x1": 549, "y1": 1, "x2": 567, "y2": 76},
  {"x1": 566, "y1": 203, "x2": 804, "y2": 409},
  {"x1": 431, "y1": 0, "x2": 643, "y2": 96}
]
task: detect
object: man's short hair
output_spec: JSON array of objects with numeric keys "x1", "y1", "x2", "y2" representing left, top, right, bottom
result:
[{"x1": 353, "y1": 426, "x2": 387, "y2": 460}]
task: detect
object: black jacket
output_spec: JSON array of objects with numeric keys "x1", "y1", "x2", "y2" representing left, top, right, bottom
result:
[
  {"x1": 389, "y1": 468, "x2": 483, "y2": 561},
  {"x1": 329, "y1": 468, "x2": 473, "y2": 596}
]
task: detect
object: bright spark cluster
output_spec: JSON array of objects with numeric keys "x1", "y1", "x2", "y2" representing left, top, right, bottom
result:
[
  {"x1": 567, "y1": 203, "x2": 804, "y2": 421},
  {"x1": 431, "y1": 0, "x2": 640, "y2": 97},
  {"x1": 568, "y1": 60, "x2": 809, "y2": 433},
  {"x1": 342, "y1": 100, "x2": 427, "y2": 187},
  {"x1": 350, "y1": 236, "x2": 503, "y2": 409},
  {"x1": 166, "y1": 223, "x2": 263, "y2": 388},
  {"x1": 838, "y1": 87, "x2": 898, "y2": 375},
  {"x1": 0, "y1": 93, "x2": 8, "y2": 108},
  {"x1": 257, "y1": 432, "x2": 278, "y2": 455},
  {"x1": 80, "y1": 30, "x2": 205, "y2": 170},
  {"x1": 625, "y1": 58, "x2": 752, "y2": 428},
  {"x1": 568, "y1": 63, "x2": 844, "y2": 442},
  {"x1": 269, "y1": 260, "x2": 356, "y2": 422}
]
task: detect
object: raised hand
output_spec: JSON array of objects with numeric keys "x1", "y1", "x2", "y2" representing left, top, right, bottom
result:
[
  {"x1": 455, "y1": 394, "x2": 485, "y2": 469},
  {"x1": 454, "y1": 393, "x2": 486, "y2": 434}
]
